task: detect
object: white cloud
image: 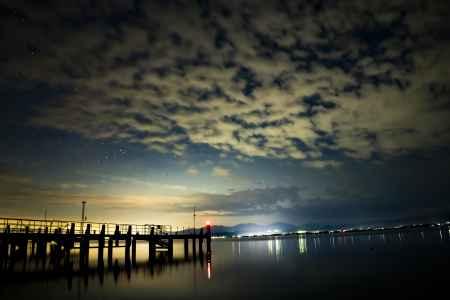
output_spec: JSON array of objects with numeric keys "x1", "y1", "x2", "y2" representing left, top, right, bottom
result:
[
  {"x1": 212, "y1": 166, "x2": 231, "y2": 177},
  {"x1": 186, "y1": 167, "x2": 200, "y2": 176},
  {"x1": 303, "y1": 160, "x2": 342, "y2": 169}
]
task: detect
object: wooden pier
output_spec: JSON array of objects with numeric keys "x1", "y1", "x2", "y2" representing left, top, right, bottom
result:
[{"x1": 0, "y1": 217, "x2": 212, "y2": 267}]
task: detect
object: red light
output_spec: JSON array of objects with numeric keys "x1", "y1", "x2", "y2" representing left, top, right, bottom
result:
[{"x1": 205, "y1": 220, "x2": 211, "y2": 226}]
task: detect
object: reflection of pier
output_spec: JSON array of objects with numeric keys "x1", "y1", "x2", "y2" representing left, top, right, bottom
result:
[
  {"x1": 0, "y1": 252, "x2": 211, "y2": 290},
  {"x1": 0, "y1": 217, "x2": 212, "y2": 268}
]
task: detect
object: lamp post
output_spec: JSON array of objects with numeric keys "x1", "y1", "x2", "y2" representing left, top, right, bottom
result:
[
  {"x1": 193, "y1": 206, "x2": 196, "y2": 235},
  {"x1": 81, "y1": 201, "x2": 87, "y2": 233}
]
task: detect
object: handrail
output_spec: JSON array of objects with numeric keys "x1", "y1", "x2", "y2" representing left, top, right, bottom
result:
[{"x1": 0, "y1": 217, "x2": 179, "y2": 236}]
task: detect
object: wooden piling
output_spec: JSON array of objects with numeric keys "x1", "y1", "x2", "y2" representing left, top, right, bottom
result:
[
  {"x1": 98, "y1": 224, "x2": 105, "y2": 263},
  {"x1": 81, "y1": 224, "x2": 91, "y2": 266},
  {"x1": 168, "y1": 238, "x2": 173, "y2": 261},
  {"x1": 148, "y1": 227, "x2": 156, "y2": 262},
  {"x1": 114, "y1": 225, "x2": 120, "y2": 246},
  {"x1": 126, "y1": 225, "x2": 132, "y2": 250},
  {"x1": 131, "y1": 236, "x2": 137, "y2": 265},
  {"x1": 125, "y1": 225, "x2": 132, "y2": 264},
  {"x1": 199, "y1": 228, "x2": 204, "y2": 256},
  {"x1": 184, "y1": 238, "x2": 189, "y2": 259},
  {"x1": 192, "y1": 236, "x2": 197, "y2": 257},
  {"x1": 107, "y1": 237, "x2": 113, "y2": 267},
  {"x1": 64, "y1": 223, "x2": 75, "y2": 265},
  {"x1": 38, "y1": 226, "x2": 48, "y2": 257},
  {"x1": 22, "y1": 226, "x2": 30, "y2": 257}
]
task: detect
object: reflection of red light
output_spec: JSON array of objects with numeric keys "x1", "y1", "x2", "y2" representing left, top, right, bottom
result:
[{"x1": 207, "y1": 262, "x2": 211, "y2": 279}]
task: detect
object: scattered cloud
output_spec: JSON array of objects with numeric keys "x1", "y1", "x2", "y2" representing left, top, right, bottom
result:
[
  {"x1": 212, "y1": 166, "x2": 231, "y2": 177},
  {"x1": 303, "y1": 160, "x2": 342, "y2": 169},
  {"x1": 186, "y1": 167, "x2": 200, "y2": 176},
  {"x1": 0, "y1": 163, "x2": 32, "y2": 184},
  {"x1": 59, "y1": 183, "x2": 89, "y2": 190},
  {"x1": 2, "y1": 1, "x2": 449, "y2": 163}
]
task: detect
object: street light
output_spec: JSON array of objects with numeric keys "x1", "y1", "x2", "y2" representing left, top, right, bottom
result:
[{"x1": 81, "y1": 201, "x2": 87, "y2": 233}]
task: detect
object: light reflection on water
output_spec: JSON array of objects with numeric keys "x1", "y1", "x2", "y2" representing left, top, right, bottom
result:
[
  {"x1": 298, "y1": 236, "x2": 307, "y2": 255},
  {"x1": 1, "y1": 228, "x2": 449, "y2": 299}
]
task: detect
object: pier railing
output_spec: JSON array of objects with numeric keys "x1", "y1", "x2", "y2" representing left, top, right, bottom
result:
[{"x1": 0, "y1": 217, "x2": 172, "y2": 235}]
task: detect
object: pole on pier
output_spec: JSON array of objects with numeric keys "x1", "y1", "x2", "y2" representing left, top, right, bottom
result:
[
  {"x1": 81, "y1": 201, "x2": 87, "y2": 233},
  {"x1": 193, "y1": 206, "x2": 196, "y2": 235}
]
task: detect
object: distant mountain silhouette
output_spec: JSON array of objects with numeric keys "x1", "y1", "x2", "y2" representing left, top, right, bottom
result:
[
  {"x1": 181, "y1": 222, "x2": 299, "y2": 236},
  {"x1": 179, "y1": 212, "x2": 450, "y2": 236}
]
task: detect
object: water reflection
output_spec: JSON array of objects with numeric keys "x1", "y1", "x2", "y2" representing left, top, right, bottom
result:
[
  {"x1": 0, "y1": 242, "x2": 212, "y2": 291},
  {"x1": 1, "y1": 227, "x2": 449, "y2": 300},
  {"x1": 207, "y1": 261, "x2": 211, "y2": 280},
  {"x1": 267, "y1": 239, "x2": 273, "y2": 256},
  {"x1": 274, "y1": 239, "x2": 281, "y2": 258},
  {"x1": 231, "y1": 240, "x2": 241, "y2": 256},
  {"x1": 298, "y1": 236, "x2": 307, "y2": 255}
]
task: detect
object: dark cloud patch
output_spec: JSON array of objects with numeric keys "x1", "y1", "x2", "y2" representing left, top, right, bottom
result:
[{"x1": 187, "y1": 178, "x2": 450, "y2": 225}]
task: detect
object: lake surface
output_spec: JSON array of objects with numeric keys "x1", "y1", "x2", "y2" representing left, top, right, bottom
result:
[{"x1": 1, "y1": 227, "x2": 449, "y2": 299}]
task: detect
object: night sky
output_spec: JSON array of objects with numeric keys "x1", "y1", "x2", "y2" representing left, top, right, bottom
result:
[{"x1": 1, "y1": 0, "x2": 450, "y2": 227}]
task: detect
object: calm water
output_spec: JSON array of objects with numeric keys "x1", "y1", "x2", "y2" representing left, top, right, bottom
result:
[{"x1": 1, "y1": 228, "x2": 449, "y2": 299}]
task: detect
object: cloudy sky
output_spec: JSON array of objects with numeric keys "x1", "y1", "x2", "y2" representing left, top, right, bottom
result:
[{"x1": 1, "y1": 0, "x2": 450, "y2": 227}]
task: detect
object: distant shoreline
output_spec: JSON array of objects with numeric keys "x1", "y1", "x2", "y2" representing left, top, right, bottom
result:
[{"x1": 212, "y1": 221, "x2": 450, "y2": 240}]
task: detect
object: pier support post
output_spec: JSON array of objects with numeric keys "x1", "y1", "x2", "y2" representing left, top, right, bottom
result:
[
  {"x1": 38, "y1": 226, "x2": 48, "y2": 258},
  {"x1": 148, "y1": 227, "x2": 156, "y2": 262},
  {"x1": 184, "y1": 238, "x2": 189, "y2": 259},
  {"x1": 114, "y1": 225, "x2": 120, "y2": 246},
  {"x1": 81, "y1": 224, "x2": 90, "y2": 267},
  {"x1": 125, "y1": 225, "x2": 132, "y2": 265},
  {"x1": 168, "y1": 238, "x2": 173, "y2": 261},
  {"x1": 10, "y1": 240, "x2": 16, "y2": 258},
  {"x1": 192, "y1": 236, "x2": 197, "y2": 258},
  {"x1": 107, "y1": 238, "x2": 113, "y2": 267},
  {"x1": 199, "y1": 228, "x2": 204, "y2": 256},
  {"x1": 64, "y1": 223, "x2": 75, "y2": 266},
  {"x1": 31, "y1": 239, "x2": 36, "y2": 257},
  {"x1": 22, "y1": 226, "x2": 30, "y2": 258},
  {"x1": 132, "y1": 235, "x2": 137, "y2": 265},
  {"x1": 98, "y1": 225, "x2": 105, "y2": 267},
  {"x1": 206, "y1": 223, "x2": 212, "y2": 254}
]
